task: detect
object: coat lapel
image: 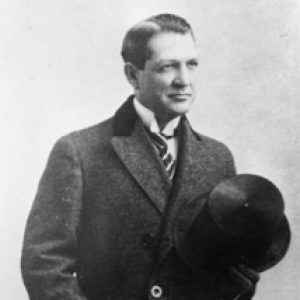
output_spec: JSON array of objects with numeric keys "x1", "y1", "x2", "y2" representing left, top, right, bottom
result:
[
  {"x1": 154, "y1": 118, "x2": 221, "y2": 263},
  {"x1": 111, "y1": 96, "x2": 171, "y2": 213},
  {"x1": 172, "y1": 118, "x2": 218, "y2": 204}
]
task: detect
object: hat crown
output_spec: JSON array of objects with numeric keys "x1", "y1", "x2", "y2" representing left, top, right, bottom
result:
[
  {"x1": 209, "y1": 174, "x2": 284, "y2": 238},
  {"x1": 173, "y1": 174, "x2": 291, "y2": 272}
]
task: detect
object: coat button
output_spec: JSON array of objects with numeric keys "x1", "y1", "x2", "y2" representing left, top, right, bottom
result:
[
  {"x1": 150, "y1": 285, "x2": 163, "y2": 298},
  {"x1": 141, "y1": 233, "x2": 155, "y2": 249}
]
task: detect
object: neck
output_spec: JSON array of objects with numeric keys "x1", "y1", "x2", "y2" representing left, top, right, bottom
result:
[
  {"x1": 133, "y1": 96, "x2": 181, "y2": 131},
  {"x1": 156, "y1": 113, "x2": 181, "y2": 131},
  {"x1": 156, "y1": 120, "x2": 168, "y2": 131}
]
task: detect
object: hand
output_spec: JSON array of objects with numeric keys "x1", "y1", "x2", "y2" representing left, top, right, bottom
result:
[{"x1": 220, "y1": 264, "x2": 260, "y2": 300}]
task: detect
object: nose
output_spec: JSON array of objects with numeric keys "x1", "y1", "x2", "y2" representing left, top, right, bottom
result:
[{"x1": 173, "y1": 66, "x2": 191, "y2": 87}]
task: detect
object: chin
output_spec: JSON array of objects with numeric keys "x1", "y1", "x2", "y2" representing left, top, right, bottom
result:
[{"x1": 168, "y1": 102, "x2": 192, "y2": 116}]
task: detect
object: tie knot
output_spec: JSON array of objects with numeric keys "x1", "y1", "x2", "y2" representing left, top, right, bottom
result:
[
  {"x1": 160, "y1": 129, "x2": 178, "y2": 140},
  {"x1": 147, "y1": 131, "x2": 167, "y2": 148}
]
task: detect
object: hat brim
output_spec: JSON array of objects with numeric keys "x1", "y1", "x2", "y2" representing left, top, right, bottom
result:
[{"x1": 173, "y1": 194, "x2": 291, "y2": 273}]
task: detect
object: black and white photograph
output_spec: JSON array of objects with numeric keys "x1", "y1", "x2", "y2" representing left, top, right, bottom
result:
[{"x1": 0, "y1": 1, "x2": 299, "y2": 299}]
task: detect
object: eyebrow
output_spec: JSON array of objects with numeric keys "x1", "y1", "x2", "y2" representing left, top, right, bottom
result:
[{"x1": 157, "y1": 58, "x2": 199, "y2": 64}]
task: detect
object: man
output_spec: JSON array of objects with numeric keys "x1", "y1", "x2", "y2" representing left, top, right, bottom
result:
[{"x1": 21, "y1": 14, "x2": 259, "y2": 300}]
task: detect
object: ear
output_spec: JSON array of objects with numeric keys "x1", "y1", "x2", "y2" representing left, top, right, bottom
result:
[{"x1": 124, "y1": 62, "x2": 141, "y2": 90}]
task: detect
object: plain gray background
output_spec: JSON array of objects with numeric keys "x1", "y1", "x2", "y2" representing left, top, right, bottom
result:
[{"x1": 0, "y1": 0, "x2": 299, "y2": 299}]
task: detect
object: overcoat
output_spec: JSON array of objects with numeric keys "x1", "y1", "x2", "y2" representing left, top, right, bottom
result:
[{"x1": 21, "y1": 96, "x2": 236, "y2": 300}]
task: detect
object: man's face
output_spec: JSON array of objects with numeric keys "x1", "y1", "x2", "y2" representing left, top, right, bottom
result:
[{"x1": 136, "y1": 32, "x2": 199, "y2": 122}]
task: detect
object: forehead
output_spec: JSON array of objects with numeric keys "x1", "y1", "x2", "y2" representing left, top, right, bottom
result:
[{"x1": 147, "y1": 32, "x2": 197, "y2": 62}]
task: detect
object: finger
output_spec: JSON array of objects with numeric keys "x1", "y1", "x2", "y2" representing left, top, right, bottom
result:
[
  {"x1": 227, "y1": 266, "x2": 253, "y2": 291},
  {"x1": 236, "y1": 265, "x2": 260, "y2": 283}
]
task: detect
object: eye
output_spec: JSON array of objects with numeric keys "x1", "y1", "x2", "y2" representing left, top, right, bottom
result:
[
  {"x1": 157, "y1": 62, "x2": 178, "y2": 73},
  {"x1": 187, "y1": 60, "x2": 199, "y2": 69},
  {"x1": 158, "y1": 64, "x2": 173, "y2": 72}
]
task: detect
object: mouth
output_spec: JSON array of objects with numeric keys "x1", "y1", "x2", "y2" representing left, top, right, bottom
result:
[{"x1": 168, "y1": 93, "x2": 192, "y2": 101}]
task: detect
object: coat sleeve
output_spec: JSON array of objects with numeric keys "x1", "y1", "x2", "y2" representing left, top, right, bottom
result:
[{"x1": 21, "y1": 135, "x2": 88, "y2": 300}]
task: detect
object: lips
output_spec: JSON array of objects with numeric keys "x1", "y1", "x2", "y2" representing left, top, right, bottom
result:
[{"x1": 168, "y1": 93, "x2": 192, "y2": 101}]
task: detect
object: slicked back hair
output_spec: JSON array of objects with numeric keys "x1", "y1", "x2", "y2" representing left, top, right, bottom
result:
[{"x1": 121, "y1": 13, "x2": 195, "y2": 70}]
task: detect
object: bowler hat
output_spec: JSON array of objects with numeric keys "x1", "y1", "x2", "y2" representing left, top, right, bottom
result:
[{"x1": 173, "y1": 174, "x2": 291, "y2": 272}]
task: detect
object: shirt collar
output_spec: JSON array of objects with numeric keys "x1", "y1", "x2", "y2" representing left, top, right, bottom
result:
[{"x1": 133, "y1": 97, "x2": 181, "y2": 136}]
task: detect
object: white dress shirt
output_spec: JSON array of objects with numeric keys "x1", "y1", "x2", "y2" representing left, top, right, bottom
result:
[{"x1": 133, "y1": 97, "x2": 180, "y2": 165}]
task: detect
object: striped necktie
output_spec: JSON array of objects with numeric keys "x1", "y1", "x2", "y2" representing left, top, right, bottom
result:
[{"x1": 147, "y1": 130, "x2": 176, "y2": 178}]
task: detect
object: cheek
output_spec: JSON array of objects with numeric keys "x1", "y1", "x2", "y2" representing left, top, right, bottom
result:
[
  {"x1": 150, "y1": 76, "x2": 172, "y2": 94},
  {"x1": 139, "y1": 72, "x2": 173, "y2": 97},
  {"x1": 142, "y1": 81, "x2": 162, "y2": 97}
]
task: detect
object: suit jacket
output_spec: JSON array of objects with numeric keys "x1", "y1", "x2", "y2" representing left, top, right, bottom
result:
[{"x1": 21, "y1": 95, "x2": 236, "y2": 300}]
